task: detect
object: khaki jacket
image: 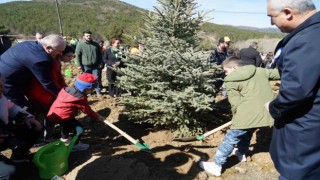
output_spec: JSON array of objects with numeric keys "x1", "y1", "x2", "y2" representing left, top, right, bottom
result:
[{"x1": 224, "y1": 65, "x2": 279, "y2": 129}]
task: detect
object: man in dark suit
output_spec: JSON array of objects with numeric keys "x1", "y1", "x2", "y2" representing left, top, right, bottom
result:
[
  {"x1": 265, "y1": 0, "x2": 320, "y2": 179},
  {"x1": 0, "y1": 34, "x2": 66, "y2": 108},
  {"x1": 239, "y1": 41, "x2": 262, "y2": 67}
]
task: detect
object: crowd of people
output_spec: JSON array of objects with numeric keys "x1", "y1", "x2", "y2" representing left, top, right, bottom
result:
[
  {"x1": 0, "y1": 31, "x2": 130, "y2": 178},
  {"x1": 0, "y1": 0, "x2": 320, "y2": 179}
]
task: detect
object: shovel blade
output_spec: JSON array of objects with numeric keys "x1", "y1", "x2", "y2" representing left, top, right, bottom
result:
[{"x1": 134, "y1": 142, "x2": 153, "y2": 154}]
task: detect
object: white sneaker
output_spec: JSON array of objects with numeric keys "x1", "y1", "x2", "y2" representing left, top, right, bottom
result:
[
  {"x1": 72, "y1": 143, "x2": 89, "y2": 151},
  {"x1": 60, "y1": 137, "x2": 72, "y2": 143},
  {"x1": 232, "y1": 148, "x2": 247, "y2": 162},
  {"x1": 199, "y1": 161, "x2": 222, "y2": 176}
]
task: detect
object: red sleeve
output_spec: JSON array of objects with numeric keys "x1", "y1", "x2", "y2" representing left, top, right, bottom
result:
[
  {"x1": 52, "y1": 60, "x2": 68, "y2": 88},
  {"x1": 76, "y1": 97, "x2": 98, "y2": 120},
  {"x1": 57, "y1": 73, "x2": 68, "y2": 88}
]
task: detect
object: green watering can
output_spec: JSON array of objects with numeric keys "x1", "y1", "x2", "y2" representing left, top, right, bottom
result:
[{"x1": 33, "y1": 135, "x2": 78, "y2": 179}]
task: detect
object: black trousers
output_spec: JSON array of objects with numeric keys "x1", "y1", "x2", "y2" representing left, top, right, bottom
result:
[
  {"x1": 0, "y1": 154, "x2": 36, "y2": 180},
  {"x1": 1, "y1": 124, "x2": 42, "y2": 160},
  {"x1": 106, "y1": 67, "x2": 122, "y2": 97},
  {"x1": 59, "y1": 118, "x2": 83, "y2": 144}
]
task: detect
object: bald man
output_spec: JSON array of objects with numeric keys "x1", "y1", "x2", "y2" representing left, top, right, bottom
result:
[{"x1": 0, "y1": 34, "x2": 67, "y2": 109}]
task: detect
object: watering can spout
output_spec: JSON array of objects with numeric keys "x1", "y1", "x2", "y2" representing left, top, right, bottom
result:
[{"x1": 67, "y1": 135, "x2": 79, "y2": 155}]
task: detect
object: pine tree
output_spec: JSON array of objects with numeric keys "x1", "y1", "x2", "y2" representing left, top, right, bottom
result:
[{"x1": 118, "y1": 0, "x2": 222, "y2": 137}]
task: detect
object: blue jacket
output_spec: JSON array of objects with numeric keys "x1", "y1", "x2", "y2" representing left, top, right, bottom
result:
[
  {"x1": 0, "y1": 41, "x2": 60, "y2": 107},
  {"x1": 269, "y1": 11, "x2": 320, "y2": 180}
]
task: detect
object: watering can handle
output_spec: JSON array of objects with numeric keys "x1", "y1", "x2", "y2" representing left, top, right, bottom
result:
[
  {"x1": 33, "y1": 150, "x2": 45, "y2": 169},
  {"x1": 33, "y1": 142, "x2": 61, "y2": 169}
]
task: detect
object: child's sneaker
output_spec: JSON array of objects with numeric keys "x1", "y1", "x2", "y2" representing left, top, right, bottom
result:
[
  {"x1": 60, "y1": 137, "x2": 72, "y2": 143},
  {"x1": 199, "y1": 161, "x2": 222, "y2": 176},
  {"x1": 72, "y1": 143, "x2": 89, "y2": 151},
  {"x1": 232, "y1": 148, "x2": 247, "y2": 162}
]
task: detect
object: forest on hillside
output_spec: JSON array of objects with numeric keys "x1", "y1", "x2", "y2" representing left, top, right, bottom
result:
[{"x1": 0, "y1": 0, "x2": 283, "y2": 48}]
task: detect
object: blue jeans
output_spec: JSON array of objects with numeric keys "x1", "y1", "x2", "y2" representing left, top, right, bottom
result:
[
  {"x1": 214, "y1": 128, "x2": 255, "y2": 166},
  {"x1": 0, "y1": 155, "x2": 16, "y2": 179},
  {"x1": 83, "y1": 66, "x2": 102, "y2": 93}
]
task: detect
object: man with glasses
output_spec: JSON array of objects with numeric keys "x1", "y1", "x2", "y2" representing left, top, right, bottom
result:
[
  {"x1": 207, "y1": 36, "x2": 231, "y2": 65},
  {"x1": 265, "y1": 0, "x2": 320, "y2": 179},
  {"x1": 0, "y1": 34, "x2": 66, "y2": 109}
]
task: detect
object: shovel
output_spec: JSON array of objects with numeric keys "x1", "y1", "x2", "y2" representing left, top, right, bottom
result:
[
  {"x1": 103, "y1": 120, "x2": 152, "y2": 153},
  {"x1": 174, "y1": 121, "x2": 231, "y2": 142}
]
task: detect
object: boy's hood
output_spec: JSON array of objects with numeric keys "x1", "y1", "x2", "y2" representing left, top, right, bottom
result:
[
  {"x1": 224, "y1": 65, "x2": 256, "y2": 82},
  {"x1": 57, "y1": 87, "x2": 84, "y2": 103}
]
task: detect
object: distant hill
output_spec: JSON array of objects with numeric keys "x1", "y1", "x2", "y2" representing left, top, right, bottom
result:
[
  {"x1": 235, "y1": 26, "x2": 282, "y2": 34},
  {"x1": 0, "y1": 0, "x2": 145, "y2": 44},
  {"x1": 0, "y1": 0, "x2": 284, "y2": 49}
]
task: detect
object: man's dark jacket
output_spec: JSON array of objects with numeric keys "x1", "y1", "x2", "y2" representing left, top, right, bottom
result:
[
  {"x1": 207, "y1": 47, "x2": 227, "y2": 65},
  {"x1": 269, "y1": 11, "x2": 320, "y2": 180},
  {"x1": 0, "y1": 41, "x2": 60, "y2": 107},
  {"x1": 239, "y1": 46, "x2": 262, "y2": 67}
]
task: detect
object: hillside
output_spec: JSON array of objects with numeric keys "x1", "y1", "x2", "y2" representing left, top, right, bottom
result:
[
  {"x1": 0, "y1": 0, "x2": 284, "y2": 48},
  {"x1": 0, "y1": 0, "x2": 145, "y2": 44},
  {"x1": 235, "y1": 26, "x2": 282, "y2": 34}
]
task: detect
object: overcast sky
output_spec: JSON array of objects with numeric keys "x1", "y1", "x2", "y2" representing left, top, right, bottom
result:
[{"x1": 0, "y1": 0, "x2": 319, "y2": 28}]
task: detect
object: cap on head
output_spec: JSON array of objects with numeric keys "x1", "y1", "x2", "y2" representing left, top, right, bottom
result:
[
  {"x1": 75, "y1": 73, "x2": 97, "y2": 92},
  {"x1": 218, "y1": 36, "x2": 231, "y2": 44}
]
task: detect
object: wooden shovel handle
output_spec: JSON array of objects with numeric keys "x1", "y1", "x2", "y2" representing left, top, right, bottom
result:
[
  {"x1": 104, "y1": 120, "x2": 139, "y2": 144},
  {"x1": 202, "y1": 121, "x2": 232, "y2": 137}
]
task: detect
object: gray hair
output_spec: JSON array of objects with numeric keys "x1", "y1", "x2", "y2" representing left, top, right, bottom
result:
[
  {"x1": 268, "y1": 0, "x2": 316, "y2": 13},
  {"x1": 39, "y1": 34, "x2": 66, "y2": 49},
  {"x1": 250, "y1": 41, "x2": 258, "y2": 48}
]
